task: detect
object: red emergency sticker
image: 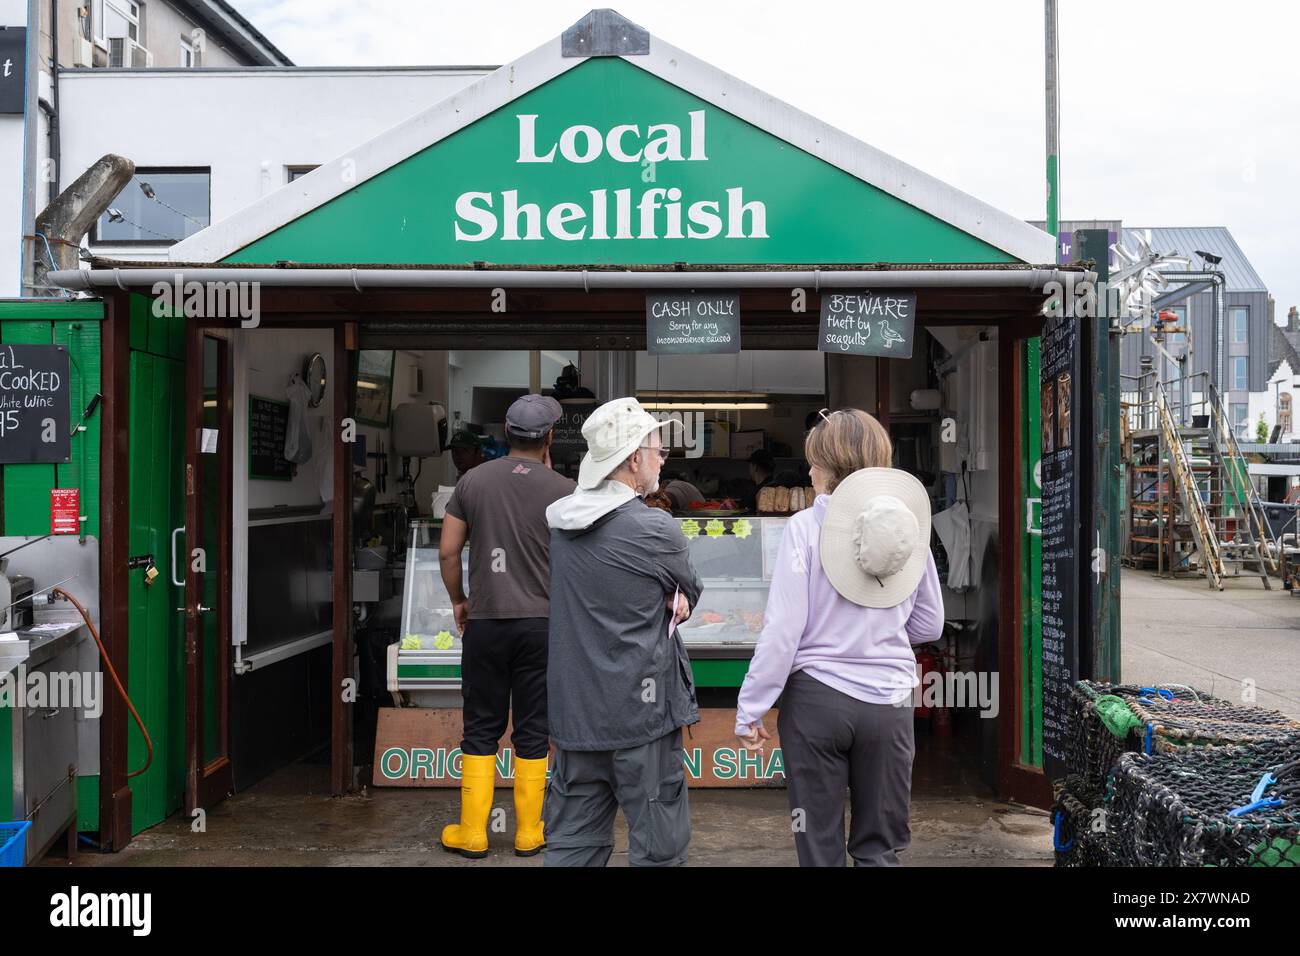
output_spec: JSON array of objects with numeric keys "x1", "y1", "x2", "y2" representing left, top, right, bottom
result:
[{"x1": 50, "y1": 488, "x2": 80, "y2": 534}]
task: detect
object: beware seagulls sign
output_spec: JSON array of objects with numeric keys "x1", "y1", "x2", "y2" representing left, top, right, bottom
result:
[{"x1": 818, "y1": 292, "x2": 917, "y2": 359}]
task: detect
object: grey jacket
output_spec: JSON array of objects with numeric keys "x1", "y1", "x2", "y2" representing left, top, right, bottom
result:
[{"x1": 546, "y1": 494, "x2": 704, "y2": 751}]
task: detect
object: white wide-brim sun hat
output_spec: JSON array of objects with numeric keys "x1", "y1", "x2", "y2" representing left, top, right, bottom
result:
[
  {"x1": 577, "y1": 397, "x2": 676, "y2": 489},
  {"x1": 819, "y1": 467, "x2": 931, "y2": 608}
]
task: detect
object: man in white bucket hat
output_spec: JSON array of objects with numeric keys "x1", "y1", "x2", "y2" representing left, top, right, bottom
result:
[
  {"x1": 543, "y1": 397, "x2": 703, "y2": 866},
  {"x1": 732, "y1": 408, "x2": 943, "y2": 866}
]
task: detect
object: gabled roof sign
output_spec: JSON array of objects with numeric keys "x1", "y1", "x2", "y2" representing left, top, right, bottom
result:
[{"x1": 168, "y1": 9, "x2": 1055, "y2": 267}]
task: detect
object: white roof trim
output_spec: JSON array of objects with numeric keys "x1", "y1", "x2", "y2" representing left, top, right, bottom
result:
[
  {"x1": 168, "y1": 35, "x2": 581, "y2": 263},
  {"x1": 169, "y1": 18, "x2": 1055, "y2": 264},
  {"x1": 634, "y1": 36, "x2": 1054, "y2": 264}
]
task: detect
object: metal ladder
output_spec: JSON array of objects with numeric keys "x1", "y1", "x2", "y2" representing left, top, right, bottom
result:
[
  {"x1": 1154, "y1": 385, "x2": 1226, "y2": 588},
  {"x1": 1206, "y1": 382, "x2": 1276, "y2": 587}
]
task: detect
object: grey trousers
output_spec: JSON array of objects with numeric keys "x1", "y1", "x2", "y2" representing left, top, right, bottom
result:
[
  {"x1": 542, "y1": 727, "x2": 691, "y2": 867},
  {"x1": 777, "y1": 670, "x2": 915, "y2": 867}
]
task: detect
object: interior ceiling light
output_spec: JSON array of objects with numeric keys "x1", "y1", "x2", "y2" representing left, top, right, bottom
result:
[{"x1": 640, "y1": 401, "x2": 771, "y2": 411}]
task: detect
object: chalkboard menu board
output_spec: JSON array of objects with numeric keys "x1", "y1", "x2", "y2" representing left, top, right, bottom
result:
[
  {"x1": 548, "y1": 401, "x2": 595, "y2": 480},
  {"x1": 645, "y1": 292, "x2": 741, "y2": 354},
  {"x1": 0, "y1": 344, "x2": 71, "y2": 464},
  {"x1": 249, "y1": 394, "x2": 292, "y2": 480},
  {"x1": 1039, "y1": 309, "x2": 1080, "y2": 780},
  {"x1": 818, "y1": 292, "x2": 916, "y2": 359}
]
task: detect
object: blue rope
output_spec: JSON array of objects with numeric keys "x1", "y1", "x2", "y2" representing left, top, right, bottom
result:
[{"x1": 1053, "y1": 811, "x2": 1075, "y2": 852}]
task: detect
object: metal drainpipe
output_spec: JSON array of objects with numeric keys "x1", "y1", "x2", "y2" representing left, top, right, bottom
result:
[
  {"x1": 1214, "y1": 271, "x2": 1225, "y2": 397},
  {"x1": 36, "y1": 0, "x2": 61, "y2": 209},
  {"x1": 1155, "y1": 270, "x2": 1227, "y2": 398},
  {"x1": 49, "y1": 0, "x2": 60, "y2": 202}
]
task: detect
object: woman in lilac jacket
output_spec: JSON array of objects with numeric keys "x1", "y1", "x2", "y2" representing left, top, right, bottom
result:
[{"x1": 734, "y1": 408, "x2": 943, "y2": 866}]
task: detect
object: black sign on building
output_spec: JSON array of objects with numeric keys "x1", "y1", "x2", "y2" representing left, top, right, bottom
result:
[
  {"x1": 645, "y1": 292, "x2": 741, "y2": 355},
  {"x1": 817, "y1": 291, "x2": 916, "y2": 359},
  {"x1": 1038, "y1": 304, "x2": 1080, "y2": 780},
  {"x1": 0, "y1": 27, "x2": 26, "y2": 115},
  {"x1": 0, "y1": 344, "x2": 71, "y2": 463}
]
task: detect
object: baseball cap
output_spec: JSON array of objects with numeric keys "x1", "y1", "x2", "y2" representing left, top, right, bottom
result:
[{"x1": 506, "y1": 394, "x2": 564, "y2": 439}]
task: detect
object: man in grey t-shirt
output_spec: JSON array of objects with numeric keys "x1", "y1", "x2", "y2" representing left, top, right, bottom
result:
[{"x1": 438, "y1": 395, "x2": 574, "y2": 859}]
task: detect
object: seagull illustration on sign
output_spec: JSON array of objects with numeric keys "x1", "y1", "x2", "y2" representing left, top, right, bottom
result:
[{"x1": 878, "y1": 321, "x2": 905, "y2": 349}]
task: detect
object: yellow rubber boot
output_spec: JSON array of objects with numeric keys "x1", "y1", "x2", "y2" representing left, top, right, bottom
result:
[
  {"x1": 513, "y1": 756, "x2": 549, "y2": 857},
  {"x1": 440, "y1": 754, "x2": 497, "y2": 858}
]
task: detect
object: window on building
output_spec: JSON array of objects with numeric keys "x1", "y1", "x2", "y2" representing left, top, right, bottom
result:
[
  {"x1": 1281, "y1": 392, "x2": 1293, "y2": 435},
  {"x1": 287, "y1": 166, "x2": 320, "y2": 182},
  {"x1": 180, "y1": 38, "x2": 195, "y2": 68},
  {"x1": 1232, "y1": 306, "x2": 1249, "y2": 344},
  {"x1": 1231, "y1": 403, "x2": 1249, "y2": 439},
  {"x1": 94, "y1": 169, "x2": 211, "y2": 244},
  {"x1": 97, "y1": 0, "x2": 140, "y2": 43},
  {"x1": 1233, "y1": 356, "x2": 1249, "y2": 391}
]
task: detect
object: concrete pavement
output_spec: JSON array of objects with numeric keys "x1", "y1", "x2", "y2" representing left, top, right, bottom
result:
[
  {"x1": 46, "y1": 567, "x2": 1298, "y2": 867},
  {"x1": 1119, "y1": 567, "x2": 1300, "y2": 718}
]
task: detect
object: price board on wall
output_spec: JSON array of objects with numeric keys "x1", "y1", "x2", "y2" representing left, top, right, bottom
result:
[
  {"x1": 0, "y1": 344, "x2": 71, "y2": 464},
  {"x1": 1038, "y1": 307, "x2": 1080, "y2": 780},
  {"x1": 249, "y1": 394, "x2": 292, "y2": 480}
]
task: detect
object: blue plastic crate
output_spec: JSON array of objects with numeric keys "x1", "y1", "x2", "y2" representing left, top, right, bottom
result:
[{"x1": 0, "y1": 821, "x2": 31, "y2": 867}]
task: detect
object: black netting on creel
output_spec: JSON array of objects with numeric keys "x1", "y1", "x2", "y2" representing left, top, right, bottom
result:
[
  {"x1": 1063, "y1": 681, "x2": 1299, "y2": 796},
  {"x1": 1107, "y1": 737, "x2": 1300, "y2": 867},
  {"x1": 1130, "y1": 694, "x2": 1300, "y2": 751},
  {"x1": 1052, "y1": 775, "x2": 1111, "y2": 867}
]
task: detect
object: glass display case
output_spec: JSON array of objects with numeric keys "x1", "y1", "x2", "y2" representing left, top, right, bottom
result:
[
  {"x1": 674, "y1": 515, "x2": 785, "y2": 652},
  {"x1": 389, "y1": 519, "x2": 466, "y2": 697},
  {"x1": 387, "y1": 513, "x2": 784, "y2": 701}
]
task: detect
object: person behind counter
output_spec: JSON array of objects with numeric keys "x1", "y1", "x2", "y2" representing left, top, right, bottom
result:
[
  {"x1": 645, "y1": 477, "x2": 705, "y2": 513},
  {"x1": 543, "y1": 397, "x2": 703, "y2": 867},
  {"x1": 733, "y1": 408, "x2": 943, "y2": 867},
  {"x1": 747, "y1": 449, "x2": 775, "y2": 509},
  {"x1": 437, "y1": 395, "x2": 575, "y2": 859},
  {"x1": 448, "y1": 429, "x2": 485, "y2": 479}
]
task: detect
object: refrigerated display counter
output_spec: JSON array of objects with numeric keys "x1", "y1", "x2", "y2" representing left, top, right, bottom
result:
[{"x1": 386, "y1": 513, "x2": 793, "y2": 703}]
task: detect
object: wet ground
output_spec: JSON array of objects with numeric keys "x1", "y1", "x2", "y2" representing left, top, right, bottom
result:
[
  {"x1": 47, "y1": 567, "x2": 1293, "y2": 868},
  {"x1": 48, "y1": 727, "x2": 1054, "y2": 867}
]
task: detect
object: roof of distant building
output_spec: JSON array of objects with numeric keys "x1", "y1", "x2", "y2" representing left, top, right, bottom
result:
[
  {"x1": 1122, "y1": 226, "x2": 1267, "y2": 293},
  {"x1": 1269, "y1": 323, "x2": 1300, "y2": 380},
  {"x1": 175, "y1": 0, "x2": 295, "y2": 66}
]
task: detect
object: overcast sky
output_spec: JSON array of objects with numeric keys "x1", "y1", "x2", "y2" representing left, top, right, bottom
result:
[{"x1": 242, "y1": 0, "x2": 1299, "y2": 320}]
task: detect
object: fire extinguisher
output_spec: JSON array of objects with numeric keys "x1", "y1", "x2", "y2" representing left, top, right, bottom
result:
[
  {"x1": 914, "y1": 647, "x2": 939, "y2": 719},
  {"x1": 914, "y1": 646, "x2": 952, "y2": 735}
]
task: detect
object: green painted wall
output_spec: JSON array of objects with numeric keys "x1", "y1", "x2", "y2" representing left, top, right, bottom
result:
[
  {"x1": 125, "y1": 347, "x2": 186, "y2": 832},
  {"x1": 120, "y1": 294, "x2": 187, "y2": 834},
  {"x1": 228, "y1": 58, "x2": 1019, "y2": 267},
  {"x1": 1, "y1": 297, "x2": 189, "y2": 837},
  {"x1": 1, "y1": 299, "x2": 104, "y2": 826},
  {"x1": 1021, "y1": 339, "x2": 1043, "y2": 768}
]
